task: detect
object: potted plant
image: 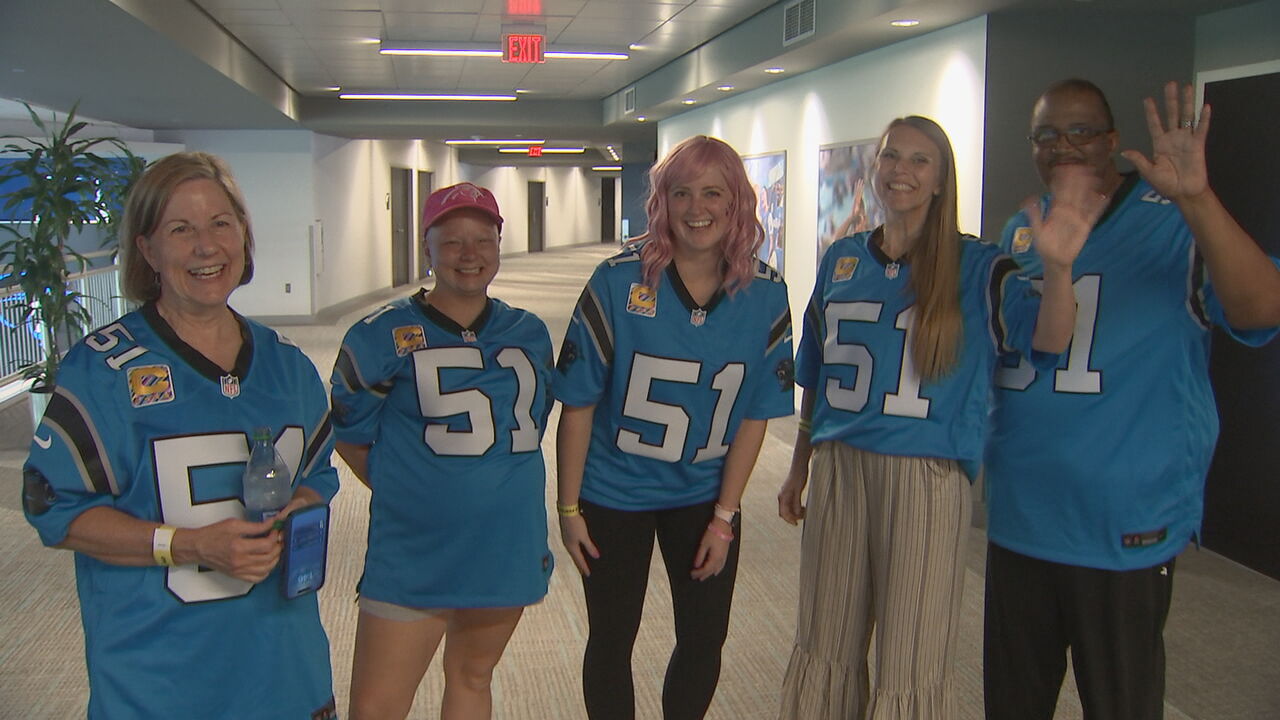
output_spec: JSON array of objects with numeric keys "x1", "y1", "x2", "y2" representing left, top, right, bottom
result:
[{"x1": 0, "y1": 101, "x2": 144, "y2": 405}]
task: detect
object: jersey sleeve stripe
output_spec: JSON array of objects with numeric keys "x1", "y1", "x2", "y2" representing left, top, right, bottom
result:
[
  {"x1": 1185, "y1": 245, "x2": 1211, "y2": 330},
  {"x1": 766, "y1": 308, "x2": 792, "y2": 355},
  {"x1": 988, "y1": 255, "x2": 1021, "y2": 353},
  {"x1": 301, "y1": 410, "x2": 333, "y2": 478},
  {"x1": 334, "y1": 345, "x2": 391, "y2": 397},
  {"x1": 576, "y1": 285, "x2": 614, "y2": 366},
  {"x1": 43, "y1": 386, "x2": 118, "y2": 495}
]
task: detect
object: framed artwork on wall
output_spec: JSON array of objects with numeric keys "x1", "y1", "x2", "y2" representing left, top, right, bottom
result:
[
  {"x1": 817, "y1": 139, "x2": 884, "y2": 262},
  {"x1": 742, "y1": 151, "x2": 787, "y2": 274}
]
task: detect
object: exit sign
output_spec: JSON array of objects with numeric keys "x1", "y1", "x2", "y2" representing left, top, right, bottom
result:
[
  {"x1": 504, "y1": 33, "x2": 545, "y2": 63},
  {"x1": 528, "y1": 146, "x2": 543, "y2": 157}
]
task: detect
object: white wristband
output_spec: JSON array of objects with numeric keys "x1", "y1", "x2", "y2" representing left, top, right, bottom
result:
[
  {"x1": 152, "y1": 525, "x2": 176, "y2": 567},
  {"x1": 713, "y1": 504, "x2": 737, "y2": 525}
]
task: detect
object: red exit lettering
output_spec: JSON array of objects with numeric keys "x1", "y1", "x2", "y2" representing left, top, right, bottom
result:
[{"x1": 503, "y1": 34, "x2": 545, "y2": 64}]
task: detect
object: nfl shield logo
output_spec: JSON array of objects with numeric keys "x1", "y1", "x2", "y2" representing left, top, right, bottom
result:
[{"x1": 220, "y1": 374, "x2": 241, "y2": 399}]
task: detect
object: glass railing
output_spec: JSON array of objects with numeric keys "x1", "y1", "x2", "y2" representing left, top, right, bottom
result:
[{"x1": 0, "y1": 251, "x2": 129, "y2": 395}]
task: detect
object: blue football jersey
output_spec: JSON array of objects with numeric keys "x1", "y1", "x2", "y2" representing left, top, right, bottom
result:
[
  {"x1": 23, "y1": 304, "x2": 338, "y2": 720},
  {"x1": 553, "y1": 240, "x2": 796, "y2": 511},
  {"x1": 331, "y1": 292, "x2": 555, "y2": 608},
  {"x1": 985, "y1": 174, "x2": 1280, "y2": 570},
  {"x1": 796, "y1": 231, "x2": 1048, "y2": 480}
]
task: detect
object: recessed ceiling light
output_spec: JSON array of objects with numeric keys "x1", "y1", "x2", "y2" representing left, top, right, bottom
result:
[
  {"x1": 636, "y1": 116, "x2": 648, "y2": 122},
  {"x1": 628, "y1": 44, "x2": 643, "y2": 51},
  {"x1": 764, "y1": 67, "x2": 785, "y2": 74},
  {"x1": 592, "y1": 166, "x2": 623, "y2": 172},
  {"x1": 342, "y1": 93, "x2": 517, "y2": 101},
  {"x1": 890, "y1": 19, "x2": 920, "y2": 28},
  {"x1": 681, "y1": 98, "x2": 696, "y2": 105},
  {"x1": 514, "y1": 88, "x2": 531, "y2": 94},
  {"x1": 357, "y1": 37, "x2": 381, "y2": 45},
  {"x1": 717, "y1": 85, "x2": 734, "y2": 92},
  {"x1": 323, "y1": 86, "x2": 341, "y2": 92}
]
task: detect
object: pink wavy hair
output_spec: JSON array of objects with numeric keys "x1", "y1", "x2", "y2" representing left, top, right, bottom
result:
[{"x1": 638, "y1": 135, "x2": 764, "y2": 295}]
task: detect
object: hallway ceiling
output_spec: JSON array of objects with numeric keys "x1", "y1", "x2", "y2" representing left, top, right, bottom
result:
[{"x1": 0, "y1": 0, "x2": 1256, "y2": 166}]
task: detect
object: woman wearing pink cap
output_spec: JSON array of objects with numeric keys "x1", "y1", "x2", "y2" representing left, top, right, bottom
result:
[{"x1": 330, "y1": 182, "x2": 556, "y2": 720}]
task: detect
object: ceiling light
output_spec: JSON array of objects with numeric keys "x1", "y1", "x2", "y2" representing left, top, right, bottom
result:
[
  {"x1": 717, "y1": 85, "x2": 734, "y2": 92},
  {"x1": 497, "y1": 147, "x2": 585, "y2": 153},
  {"x1": 342, "y1": 93, "x2": 516, "y2": 101},
  {"x1": 381, "y1": 48, "x2": 504, "y2": 58},
  {"x1": 681, "y1": 98, "x2": 696, "y2": 105},
  {"x1": 323, "y1": 86, "x2": 341, "y2": 92},
  {"x1": 381, "y1": 41, "x2": 625, "y2": 60},
  {"x1": 764, "y1": 67, "x2": 785, "y2": 74},
  {"x1": 445, "y1": 138, "x2": 545, "y2": 145},
  {"x1": 636, "y1": 116, "x2": 648, "y2": 122},
  {"x1": 514, "y1": 88, "x2": 531, "y2": 94},
  {"x1": 592, "y1": 166, "x2": 623, "y2": 172},
  {"x1": 890, "y1": 19, "x2": 920, "y2": 27},
  {"x1": 544, "y1": 51, "x2": 628, "y2": 60},
  {"x1": 628, "y1": 44, "x2": 643, "y2": 51}
]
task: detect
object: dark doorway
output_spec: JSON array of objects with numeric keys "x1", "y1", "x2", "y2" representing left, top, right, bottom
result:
[
  {"x1": 416, "y1": 170, "x2": 433, "y2": 279},
  {"x1": 390, "y1": 167, "x2": 412, "y2": 287},
  {"x1": 527, "y1": 181, "x2": 545, "y2": 253},
  {"x1": 1202, "y1": 71, "x2": 1280, "y2": 580},
  {"x1": 601, "y1": 176, "x2": 616, "y2": 243}
]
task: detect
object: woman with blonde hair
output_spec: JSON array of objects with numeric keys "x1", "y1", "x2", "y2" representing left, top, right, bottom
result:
[{"x1": 777, "y1": 116, "x2": 1102, "y2": 718}]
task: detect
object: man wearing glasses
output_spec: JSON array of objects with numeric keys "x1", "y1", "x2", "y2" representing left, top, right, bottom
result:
[{"x1": 982, "y1": 78, "x2": 1280, "y2": 720}]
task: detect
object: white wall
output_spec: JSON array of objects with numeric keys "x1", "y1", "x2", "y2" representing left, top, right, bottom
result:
[
  {"x1": 658, "y1": 17, "x2": 988, "y2": 329},
  {"x1": 464, "y1": 164, "x2": 602, "y2": 253},
  {"x1": 165, "y1": 130, "x2": 318, "y2": 318},
  {"x1": 165, "y1": 130, "x2": 462, "y2": 318}
]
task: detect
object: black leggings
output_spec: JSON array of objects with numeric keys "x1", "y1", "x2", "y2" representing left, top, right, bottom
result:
[{"x1": 580, "y1": 499, "x2": 740, "y2": 720}]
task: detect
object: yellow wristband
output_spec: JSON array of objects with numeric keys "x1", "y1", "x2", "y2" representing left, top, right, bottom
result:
[
  {"x1": 152, "y1": 525, "x2": 176, "y2": 567},
  {"x1": 557, "y1": 503, "x2": 581, "y2": 517}
]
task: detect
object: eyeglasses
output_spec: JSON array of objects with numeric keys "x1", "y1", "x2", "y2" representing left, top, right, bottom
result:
[{"x1": 1028, "y1": 126, "x2": 1111, "y2": 148}]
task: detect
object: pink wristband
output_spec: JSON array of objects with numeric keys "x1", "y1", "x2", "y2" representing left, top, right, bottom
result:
[{"x1": 707, "y1": 523, "x2": 734, "y2": 542}]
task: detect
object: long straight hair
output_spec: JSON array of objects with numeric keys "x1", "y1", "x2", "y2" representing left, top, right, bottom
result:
[
  {"x1": 880, "y1": 116, "x2": 962, "y2": 380},
  {"x1": 639, "y1": 135, "x2": 763, "y2": 294}
]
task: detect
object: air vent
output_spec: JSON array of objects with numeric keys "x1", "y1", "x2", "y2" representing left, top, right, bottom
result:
[
  {"x1": 624, "y1": 86, "x2": 637, "y2": 114},
  {"x1": 783, "y1": 0, "x2": 816, "y2": 46}
]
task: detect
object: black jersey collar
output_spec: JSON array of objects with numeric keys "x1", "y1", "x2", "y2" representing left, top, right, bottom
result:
[
  {"x1": 665, "y1": 262, "x2": 726, "y2": 315},
  {"x1": 413, "y1": 289, "x2": 493, "y2": 340},
  {"x1": 1094, "y1": 172, "x2": 1140, "y2": 227},
  {"x1": 141, "y1": 302, "x2": 253, "y2": 383},
  {"x1": 867, "y1": 226, "x2": 911, "y2": 269}
]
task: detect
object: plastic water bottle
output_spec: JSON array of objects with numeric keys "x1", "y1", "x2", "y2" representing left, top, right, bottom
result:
[{"x1": 242, "y1": 427, "x2": 292, "y2": 522}]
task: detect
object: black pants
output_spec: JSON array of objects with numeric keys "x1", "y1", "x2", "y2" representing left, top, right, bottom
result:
[
  {"x1": 983, "y1": 542, "x2": 1176, "y2": 720},
  {"x1": 580, "y1": 499, "x2": 740, "y2": 720}
]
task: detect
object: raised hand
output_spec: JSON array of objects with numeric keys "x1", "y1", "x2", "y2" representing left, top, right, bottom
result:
[
  {"x1": 1120, "y1": 81, "x2": 1210, "y2": 201},
  {"x1": 1027, "y1": 164, "x2": 1108, "y2": 271}
]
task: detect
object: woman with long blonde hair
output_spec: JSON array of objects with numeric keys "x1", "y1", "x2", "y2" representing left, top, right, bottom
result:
[{"x1": 777, "y1": 116, "x2": 1102, "y2": 719}]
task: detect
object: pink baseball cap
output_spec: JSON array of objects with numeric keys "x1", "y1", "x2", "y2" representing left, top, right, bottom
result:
[{"x1": 421, "y1": 182, "x2": 503, "y2": 234}]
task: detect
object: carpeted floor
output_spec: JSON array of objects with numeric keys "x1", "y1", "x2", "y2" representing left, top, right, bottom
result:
[{"x1": 1, "y1": 243, "x2": 1277, "y2": 719}]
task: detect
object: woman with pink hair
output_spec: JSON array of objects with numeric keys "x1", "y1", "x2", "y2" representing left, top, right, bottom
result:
[{"x1": 553, "y1": 135, "x2": 796, "y2": 719}]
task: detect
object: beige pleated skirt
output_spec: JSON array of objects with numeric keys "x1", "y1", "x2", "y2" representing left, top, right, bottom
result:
[{"x1": 778, "y1": 441, "x2": 971, "y2": 720}]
